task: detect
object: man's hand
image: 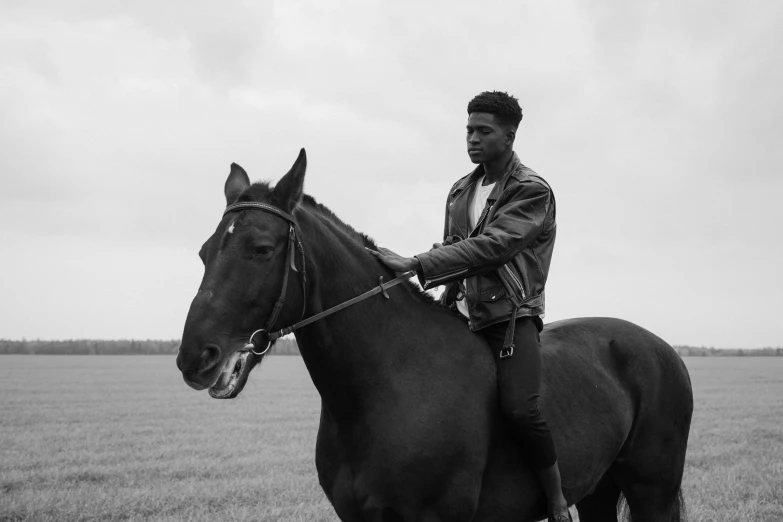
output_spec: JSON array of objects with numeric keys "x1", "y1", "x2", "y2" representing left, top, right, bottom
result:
[{"x1": 366, "y1": 246, "x2": 421, "y2": 272}]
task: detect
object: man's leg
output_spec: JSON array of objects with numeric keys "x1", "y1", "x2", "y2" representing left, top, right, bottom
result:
[
  {"x1": 481, "y1": 316, "x2": 571, "y2": 520},
  {"x1": 535, "y1": 463, "x2": 569, "y2": 520}
]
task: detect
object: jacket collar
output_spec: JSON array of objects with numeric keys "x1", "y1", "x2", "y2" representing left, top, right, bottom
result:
[{"x1": 453, "y1": 152, "x2": 523, "y2": 200}]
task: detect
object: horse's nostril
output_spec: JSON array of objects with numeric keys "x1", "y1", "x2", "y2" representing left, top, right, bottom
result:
[{"x1": 198, "y1": 345, "x2": 222, "y2": 372}]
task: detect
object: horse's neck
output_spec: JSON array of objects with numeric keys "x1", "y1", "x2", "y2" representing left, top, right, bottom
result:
[{"x1": 294, "y1": 212, "x2": 424, "y2": 419}]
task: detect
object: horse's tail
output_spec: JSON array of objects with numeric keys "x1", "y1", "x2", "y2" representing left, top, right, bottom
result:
[
  {"x1": 617, "y1": 493, "x2": 631, "y2": 522},
  {"x1": 616, "y1": 488, "x2": 688, "y2": 521}
]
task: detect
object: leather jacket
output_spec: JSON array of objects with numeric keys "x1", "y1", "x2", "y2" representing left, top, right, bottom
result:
[{"x1": 415, "y1": 152, "x2": 556, "y2": 331}]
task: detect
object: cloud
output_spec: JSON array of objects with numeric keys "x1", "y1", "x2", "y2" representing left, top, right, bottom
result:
[{"x1": 0, "y1": 0, "x2": 781, "y2": 346}]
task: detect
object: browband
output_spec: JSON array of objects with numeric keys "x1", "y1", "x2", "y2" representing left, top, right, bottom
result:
[{"x1": 223, "y1": 202, "x2": 297, "y2": 224}]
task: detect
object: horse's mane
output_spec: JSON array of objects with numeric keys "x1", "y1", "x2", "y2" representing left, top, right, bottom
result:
[{"x1": 239, "y1": 183, "x2": 436, "y2": 304}]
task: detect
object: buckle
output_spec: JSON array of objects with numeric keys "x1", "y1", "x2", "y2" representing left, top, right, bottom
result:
[
  {"x1": 379, "y1": 276, "x2": 390, "y2": 299},
  {"x1": 499, "y1": 345, "x2": 514, "y2": 358},
  {"x1": 245, "y1": 329, "x2": 272, "y2": 356}
]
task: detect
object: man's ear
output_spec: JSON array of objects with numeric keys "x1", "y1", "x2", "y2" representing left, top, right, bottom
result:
[
  {"x1": 505, "y1": 127, "x2": 517, "y2": 147},
  {"x1": 225, "y1": 163, "x2": 250, "y2": 205},
  {"x1": 272, "y1": 148, "x2": 307, "y2": 213}
]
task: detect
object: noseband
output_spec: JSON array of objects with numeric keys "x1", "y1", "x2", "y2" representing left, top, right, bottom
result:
[{"x1": 223, "y1": 202, "x2": 415, "y2": 355}]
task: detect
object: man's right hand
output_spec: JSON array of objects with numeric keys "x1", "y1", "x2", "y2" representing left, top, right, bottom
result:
[{"x1": 432, "y1": 243, "x2": 444, "y2": 249}]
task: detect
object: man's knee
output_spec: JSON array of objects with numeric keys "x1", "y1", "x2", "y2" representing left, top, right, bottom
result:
[{"x1": 501, "y1": 400, "x2": 542, "y2": 430}]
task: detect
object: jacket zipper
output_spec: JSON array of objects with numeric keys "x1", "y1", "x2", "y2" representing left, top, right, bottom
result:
[
  {"x1": 503, "y1": 264, "x2": 526, "y2": 300},
  {"x1": 470, "y1": 203, "x2": 493, "y2": 237}
]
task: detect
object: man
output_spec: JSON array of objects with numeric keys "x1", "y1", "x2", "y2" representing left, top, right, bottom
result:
[{"x1": 368, "y1": 91, "x2": 570, "y2": 521}]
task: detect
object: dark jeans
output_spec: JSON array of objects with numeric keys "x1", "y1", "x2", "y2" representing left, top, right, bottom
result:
[{"x1": 478, "y1": 316, "x2": 557, "y2": 470}]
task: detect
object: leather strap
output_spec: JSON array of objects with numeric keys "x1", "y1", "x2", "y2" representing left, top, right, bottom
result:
[
  {"x1": 267, "y1": 270, "x2": 416, "y2": 341},
  {"x1": 499, "y1": 305, "x2": 519, "y2": 358},
  {"x1": 222, "y1": 199, "x2": 415, "y2": 353},
  {"x1": 262, "y1": 225, "x2": 296, "y2": 333},
  {"x1": 224, "y1": 202, "x2": 298, "y2": 225}
]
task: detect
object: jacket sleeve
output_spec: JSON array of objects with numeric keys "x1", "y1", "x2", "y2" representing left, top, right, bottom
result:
[{"x1": 415, "y1": 180, "x2": 551, "y2": 289}]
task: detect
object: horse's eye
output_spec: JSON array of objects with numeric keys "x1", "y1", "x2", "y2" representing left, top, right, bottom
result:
[{"x1": 253, "y1": 246, "x2": 275, "y2": 259}]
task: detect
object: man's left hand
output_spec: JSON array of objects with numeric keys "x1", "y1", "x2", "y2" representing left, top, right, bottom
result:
[{"x1": 366, "y1": 247, "x2": 421, "y2": 272}]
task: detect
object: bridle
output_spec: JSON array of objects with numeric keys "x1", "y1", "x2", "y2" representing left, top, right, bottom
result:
[{"x1": 223, "y1": 201, "x2": 416, "y2": 356}]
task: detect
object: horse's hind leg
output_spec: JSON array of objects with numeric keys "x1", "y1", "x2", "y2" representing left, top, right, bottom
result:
[
  {"x1": 608, "y1": 339, "x2": 692, "y2": 522},
  {"x1": 610, "y1": 435, "x2": 688, "y2": 522},
  {"x1": 575, "y1": 474, "x2": 621, "y2": 522},
  {"x1": 614, "y1": 480, "x2": 685, "y2": 522},
  {"x1": 610, "y1": 428, "x2": 689, "y2": 522}
]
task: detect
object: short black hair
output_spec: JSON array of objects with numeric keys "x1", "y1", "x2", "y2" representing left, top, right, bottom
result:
[{"x1": 467, "y1": 91, "x2": 523, "y2": 128}]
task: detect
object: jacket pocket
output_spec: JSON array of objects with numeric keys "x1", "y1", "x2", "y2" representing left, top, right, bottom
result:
[
  {"x1": 502, "y1": 264, "x2": 527, "y2": 300},
  {"x1": 481, "y1": 286, "x2": 505, "y2": 302}
]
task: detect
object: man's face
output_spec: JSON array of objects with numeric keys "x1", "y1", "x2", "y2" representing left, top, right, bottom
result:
[{"x1": 466, "y1": 112, "x2": 512, "y2": 164}]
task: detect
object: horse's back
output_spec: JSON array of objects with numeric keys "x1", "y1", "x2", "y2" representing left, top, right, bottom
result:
[{"x1": 542, "y1": 317, "x2": 692, "y2": 420}]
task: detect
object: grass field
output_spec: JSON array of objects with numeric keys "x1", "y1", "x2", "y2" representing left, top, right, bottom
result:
[{"x1": 1, "y1": 355, "x2": 782, "y2": 521}]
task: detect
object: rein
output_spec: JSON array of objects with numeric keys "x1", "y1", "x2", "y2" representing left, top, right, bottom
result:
[{"x1": 223, "y1": 201, "x2": 416, "y2": 355}]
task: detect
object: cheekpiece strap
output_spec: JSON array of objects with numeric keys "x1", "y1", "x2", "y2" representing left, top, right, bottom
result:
[{"x1": 223, "y1": 201, "x2": 301, "y2": 349}]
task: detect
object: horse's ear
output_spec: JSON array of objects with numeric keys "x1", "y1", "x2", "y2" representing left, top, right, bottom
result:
[
  {"x1": 273, "y1": 148, "x2": 307, "y2": 212},
  {"x1": 225, "y1": 163, "x2": 250, "y2": 205}
]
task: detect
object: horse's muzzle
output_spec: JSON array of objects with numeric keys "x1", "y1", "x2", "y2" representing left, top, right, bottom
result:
[{"x1": 176, "y1": 344, "x2": 222, "y2": 389}]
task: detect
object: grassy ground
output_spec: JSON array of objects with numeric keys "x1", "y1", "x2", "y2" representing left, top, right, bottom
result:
[
  {"x1": 1, "y1": 355, "x2": 781, "y2": 521},
  {"x1": 680, "y1": 358, "x2": 783, "y2": 522}
]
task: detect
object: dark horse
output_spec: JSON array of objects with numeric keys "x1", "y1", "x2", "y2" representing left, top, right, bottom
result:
[{"x1": 177, "y1": 150, "x2": 693, "y2": 522}]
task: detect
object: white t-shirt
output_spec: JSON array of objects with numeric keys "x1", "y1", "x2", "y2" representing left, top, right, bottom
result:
[{"x1": 456, "y1": 176, "x2": 495, "y2": 318}]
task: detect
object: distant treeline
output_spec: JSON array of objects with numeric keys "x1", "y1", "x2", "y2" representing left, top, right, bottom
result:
[
  {"x1": 1, "y1": 339, "x2": 781, "y2": 356},
  {"x1": 0, "y1": 338, "x2": 301, "y2": 355},
  {"x1": 673, "y1": 345, "x2": 783, "y2": 356}
]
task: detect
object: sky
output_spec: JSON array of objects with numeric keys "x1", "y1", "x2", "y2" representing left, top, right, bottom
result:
[{"x1": 0, "y1": 0, "x2": 781, "y2": 348}]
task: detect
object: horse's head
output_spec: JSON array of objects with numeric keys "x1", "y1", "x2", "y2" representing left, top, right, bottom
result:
[{"x1": 176, "y1": 149, "x2": 308, "y2": 399}]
